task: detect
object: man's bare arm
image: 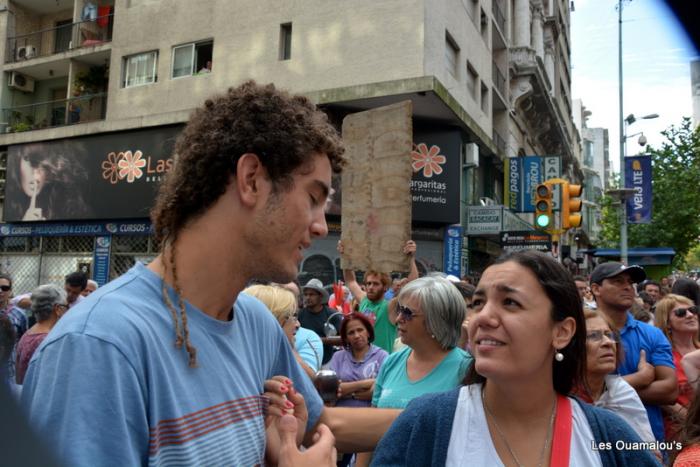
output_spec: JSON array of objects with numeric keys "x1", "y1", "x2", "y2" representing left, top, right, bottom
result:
[
  {"x1": 635, "y1": 365, "x2": 678, "y2": 405},
  {"x1": 306, "y1": 406, "x2": 400, "y2": 453}
]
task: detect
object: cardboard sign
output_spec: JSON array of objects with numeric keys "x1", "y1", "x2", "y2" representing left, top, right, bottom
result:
[{"x1": 340, "y1": 101, "x2": 413, "y2": 274}]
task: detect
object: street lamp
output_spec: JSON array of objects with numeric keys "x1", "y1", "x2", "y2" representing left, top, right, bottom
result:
[
  {"x1": 617, "y1": 0, "x2": 661, "y2": 266},
  {"x1": 618, "y1": 112, "x2": 658, "y2": 265}
]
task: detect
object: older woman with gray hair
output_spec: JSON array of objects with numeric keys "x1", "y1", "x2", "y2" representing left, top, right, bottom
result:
[
  {"x1": 15, "y1": 284, "x2": 67, "y2": 384},
  {"x1": 372, "y1": 276, "x2": 472, "y2": 409}
]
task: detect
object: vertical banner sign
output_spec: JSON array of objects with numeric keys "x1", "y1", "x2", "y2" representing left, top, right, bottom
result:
[
  {"x1": 92, "y1": 236, "x2": 111, "y2": 286},
  {"x1": 504, "y1": 157, "x2": 520, "y2": 210},
  {"x1": 625, "y1": 156, "x2": 652, "y2": 224},
  {"x1": 521, "y1": 156, "x2": 541, "y2": 212},
  {"x1": 504, "y1": 156, "x2": 561, "y2": 213},
  {"x1": 543, "y1": 156, "x2": 562, "y2": 211},
  {"x1": 443, "y1": 224, "x2": 463, "y2": 277}
]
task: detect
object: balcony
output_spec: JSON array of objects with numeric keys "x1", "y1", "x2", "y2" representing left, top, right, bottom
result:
[
  {"x1": 6, "y1": 13, "x2": 114, "y2": 64},
  {"x1": 492, "y1": 0, "x2": 506, "y2": 37},
  {"x1": 3, "y1": 93, "x2": 107, "y2": 133},
  {"x1": 492, "y1": 61, "x2": 506, "y2": 99},
  {"x1": 492, "y1": 129, "x2": 507, "y2": 155}
]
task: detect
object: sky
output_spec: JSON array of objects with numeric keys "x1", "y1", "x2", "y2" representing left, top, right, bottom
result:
[{"x1": 570, "y1": 0, "x2": 699, "y2": 173}]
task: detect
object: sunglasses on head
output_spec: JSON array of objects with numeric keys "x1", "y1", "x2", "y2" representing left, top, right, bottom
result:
[
  {"x1": 397, "y1": 304, "x2": 421, "y2": 321},
  {"x1": 0, "y1": 285, "x2": 10, "y2": 292},
  {"x1": 674, "y1": 306, "x2": 699, "y2": 318}
]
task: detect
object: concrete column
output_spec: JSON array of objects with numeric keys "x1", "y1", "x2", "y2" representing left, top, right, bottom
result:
[
  {"x1": 545, "y1": 45, "x2": 555, "y2": 90},
  {"x1": 513, "y1": 0, "x2": 531, "y2": 47},
  {"x1": 532, "y1": 6, "x2": 544, "y2": 57}
]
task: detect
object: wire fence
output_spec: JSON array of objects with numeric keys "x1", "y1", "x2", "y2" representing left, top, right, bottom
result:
[{"x1": 0, "y1": 235, "x2": 157, "y2": 295}]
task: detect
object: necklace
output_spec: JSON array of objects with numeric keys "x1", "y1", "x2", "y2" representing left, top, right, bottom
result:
[{"x1": 482, "y1": 387, "x2": 557, "y2": 467}]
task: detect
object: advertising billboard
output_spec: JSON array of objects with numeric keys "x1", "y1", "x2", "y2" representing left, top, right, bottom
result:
[{"x1": 4, "y1": 125, "x2": 182, "y2": 222}]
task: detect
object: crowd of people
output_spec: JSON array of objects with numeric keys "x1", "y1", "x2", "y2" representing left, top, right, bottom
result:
[{"x1": 2, "y1": 81, "x2": 700, "y2": 466}]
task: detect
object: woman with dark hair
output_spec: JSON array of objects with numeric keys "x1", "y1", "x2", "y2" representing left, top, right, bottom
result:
[
  {"x1": 5, "y1": 144, "x2": 91, "y2": 221},
  {"x1": 329, "y1": 312, "x2": 388, "y2": 467},
  {"x1": 574, "y1": 308, "x2": 656, "y2": 445},
  {"x1": 0, "y1": 314, "x2": 18, "y2": 397},
  {"x1": 672, "y1": 278, "x2": 700, "y2": 307},
  {"x1": 329, "y1": 312, "x2": 388, "y2": 408},
  {"x1": 372, "y1": 250, "x2": 657, "y2": 466}
]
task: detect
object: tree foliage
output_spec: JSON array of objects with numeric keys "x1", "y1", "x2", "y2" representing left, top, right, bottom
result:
[{"x1": 598, "y1": 118, "x2": 700, "y2": 268}]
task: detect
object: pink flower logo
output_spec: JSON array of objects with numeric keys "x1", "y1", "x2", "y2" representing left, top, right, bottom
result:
[
  {"x1": 411, "y1": 143, "x2": 446, "y2": 178},
  {"x1": 117, "y1": 150, "x2": 146, "y2": 183},
  {"x1": 101, "y1": 152, "x2": 125, "y2": 184}
]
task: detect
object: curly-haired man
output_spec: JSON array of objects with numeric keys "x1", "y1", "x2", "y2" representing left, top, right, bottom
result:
[{"x1": 21, "y1": 82, "x2": 348, "y2": 466}]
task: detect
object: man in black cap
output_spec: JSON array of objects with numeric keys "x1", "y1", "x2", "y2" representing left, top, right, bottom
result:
[{"x1": 590, "y1": 261, "x2": 677, "y2": 443}]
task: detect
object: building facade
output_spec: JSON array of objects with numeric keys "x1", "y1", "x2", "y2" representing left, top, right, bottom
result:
[{"x1": 0, "y1": 0, "x2": 578, "y2": 293}]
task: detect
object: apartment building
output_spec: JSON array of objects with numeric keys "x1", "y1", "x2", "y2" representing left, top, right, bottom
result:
[
  {"x1": 0, "y1": 0, "x2": 577, "y2": 292},
  {"x1": 572, "y1": 99, "x2": 608, "y2": 252}
]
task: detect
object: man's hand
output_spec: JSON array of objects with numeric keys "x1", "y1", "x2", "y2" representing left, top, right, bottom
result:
[
  {"x1": 402, "y1": 240, "x2": 416, "y2": 257},
  {"x1": 623, "y1": 349, "x2": 655, "y2": 390},
  {"x1": 636, "y1": 349, "x2": 655, "y2": 385},
  {"x1": 278, "y1": 414, "x2": 336, "y2": 467}
]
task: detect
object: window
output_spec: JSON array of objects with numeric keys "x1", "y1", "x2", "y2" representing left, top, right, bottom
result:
[
  {"x1": 480, "y1": 8, "x2": 488, "y2": 42},
  {"x1": 466, "y1": 62, "x2": 478, "y2": 99},
  {"x1": 480, "y1": 82, "x2": 489, "y2": 113},
  {"x1": 172, "y1": 40, "x2": 213, "y2": 78},
  {"x1": 123, "y1": 51, "x2": 158, "y2": 87},
  {"x1": 445, "y1": 31, "x2": 460, "y2": 78},
  {"x1": 279, "y1": 23, "x2": 292, "y2": 60}
]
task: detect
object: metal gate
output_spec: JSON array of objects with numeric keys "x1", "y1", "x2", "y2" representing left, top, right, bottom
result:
[{"x1": 0, "y1": 234, "x2": 157, "y2": 295}]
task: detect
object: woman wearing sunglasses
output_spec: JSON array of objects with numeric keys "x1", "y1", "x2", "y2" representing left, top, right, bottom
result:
[
  {"x1": 574, "y1": 308, "x2": 656, "y2": 445},
  {"x1": 355, "y1": 276, "x2": 470, "y2": 466},
  {"x1": 372, "y1": 250, "x2": 657, "y2": 466},
  {"x1": 372, "y1": 276, "x2": 471, "y2": 409},
  {"x1": 654, "y1": 294, "x2": 700, "y2": 441}
]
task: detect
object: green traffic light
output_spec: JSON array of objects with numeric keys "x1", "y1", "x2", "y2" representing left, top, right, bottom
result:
[{"x1": 536, "y1": 214, "x2": 551, "y2": 228}]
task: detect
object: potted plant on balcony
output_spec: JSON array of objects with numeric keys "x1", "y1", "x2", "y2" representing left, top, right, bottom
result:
[{"x1": 73, "y1": 64, "x2": 108, "y2": 96}]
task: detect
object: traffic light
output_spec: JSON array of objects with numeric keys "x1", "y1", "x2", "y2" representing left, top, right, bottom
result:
[
  {"x1": 534, "y1": 183, "x2": 553, "y2": 229},
  {"x1": 562, "y1": 182, "x2": 583, "y2": 229}
]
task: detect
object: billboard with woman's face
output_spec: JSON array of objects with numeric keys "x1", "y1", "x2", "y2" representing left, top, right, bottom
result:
[{"x1": 4, "y1": 125, "x2": 182, "y2": 222}]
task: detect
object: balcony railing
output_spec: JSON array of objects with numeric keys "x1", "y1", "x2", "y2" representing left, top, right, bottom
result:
[
  {"x1": 3, "y1": 93, "x2": 107, "y2": 133},
  {"x1": 6, "y1": 13, "x2": 114, "y2": 63},
  {"x1": 492, "y1": 61, "x2": 507, "y2": 98},
  {"x1": 492, "y1": 0, "x2": 506, "y2": 34}
]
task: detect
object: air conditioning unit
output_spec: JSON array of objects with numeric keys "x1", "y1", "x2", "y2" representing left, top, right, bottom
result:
[
  {"x1": 462, "y1": 143, "x2": 479, "y2": 168},
  {"x1": 17, "y1": 45, "x2": 37, "y2": 60},
  {"x1": 8, "y1": 72, "x2": 35, "y2": 93}
]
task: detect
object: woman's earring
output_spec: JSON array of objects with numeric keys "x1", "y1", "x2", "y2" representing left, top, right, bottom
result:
[{"x1": 554, "y1": 350, "x2": 564, "y2": 362}]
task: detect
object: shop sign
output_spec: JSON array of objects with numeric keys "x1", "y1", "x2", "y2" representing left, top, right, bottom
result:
[
  {"x1": 500, "y1": 231, "x2": 552, "y2": 253},
  {"x1": 4, "y1": 125, "x2": 182, "y2": 222},
  {"x1": 93, "y1": 236, "x2": 111, "y2": 286},
  {"x1": 0, "y1": 220, "x2": 154, "y2": 237},
  {"x1": 410, "y1": 129, "x2": 461, "y2": 224},
  {"x1": 443, "y1": 224, "x2": 462, "y2": 277},
  {"x1": 466, "y1": 207, "x2": 502, "y2": 235},
  {"x1": 503, "y1": 156, "x2": 562, "y2": 212}
]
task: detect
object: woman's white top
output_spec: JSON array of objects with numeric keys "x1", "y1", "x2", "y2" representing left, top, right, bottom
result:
[
  {"x1": 446, "y1": 384, "x2": 603, "y2": 467},
  {"x1": 595, "y1": 374, "x2": 655, "y2": 444}
]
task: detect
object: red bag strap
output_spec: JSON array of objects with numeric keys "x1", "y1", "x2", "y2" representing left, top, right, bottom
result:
[{"x1": 550, "y1": 395, "x2": 572, "y2": 467}]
